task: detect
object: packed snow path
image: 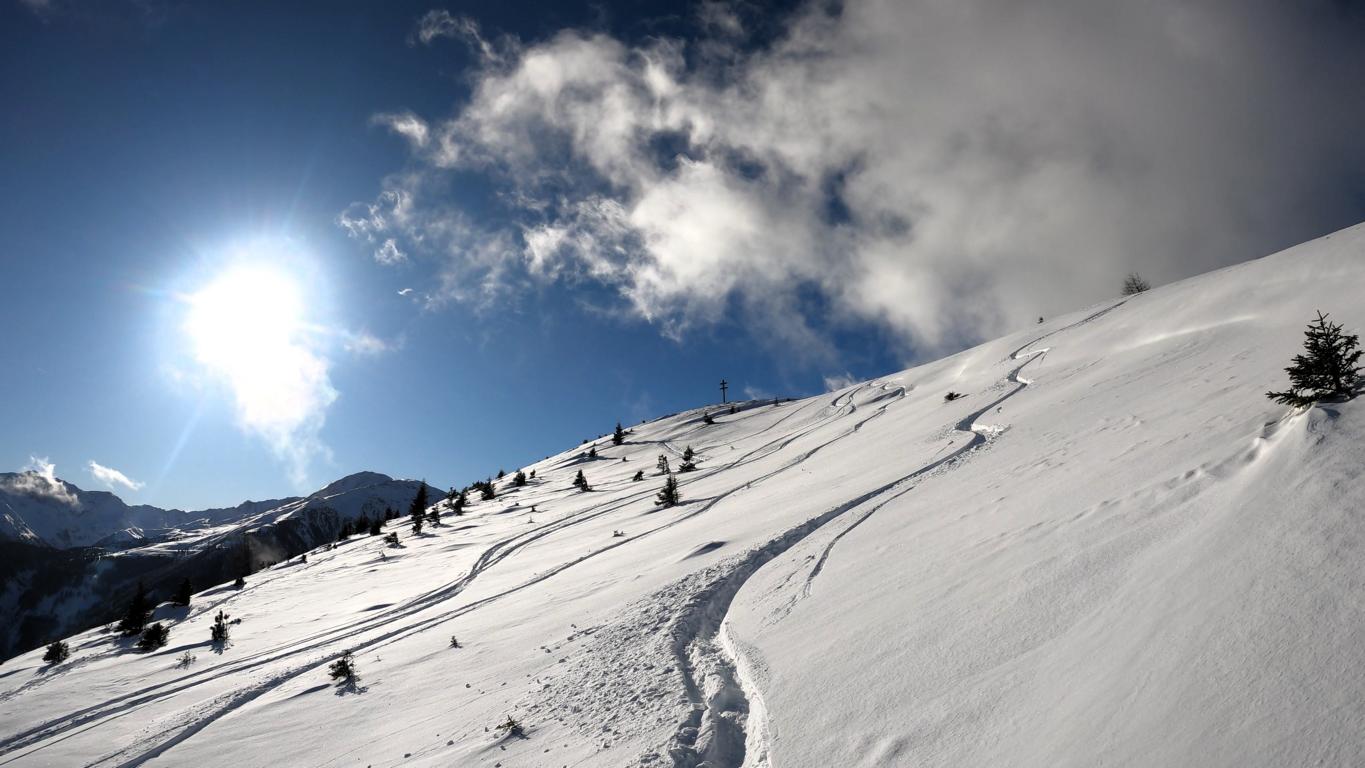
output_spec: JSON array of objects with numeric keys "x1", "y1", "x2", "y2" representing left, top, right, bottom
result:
[{"x1": 5, "y1": 224, "x2": 1365, "y2": 767}]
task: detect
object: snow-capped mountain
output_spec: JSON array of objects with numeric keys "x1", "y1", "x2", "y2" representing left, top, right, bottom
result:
[
  {"x1": 0, "y1": 472, "x2": 297, "y2": 549},
  {"x1": 0, "y1": 472, "x2": 442, "y2": 662},
  {"x1": 3, "y1": 223, "x2": 1365, "y2": 767}
]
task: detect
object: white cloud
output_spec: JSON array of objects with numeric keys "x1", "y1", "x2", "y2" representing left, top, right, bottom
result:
[
  {"x1": 375, "y1": 238, "x2": 407, "y2": 265},
  {"x1": 344, "y1": 330, "x2": 397, "y2": 356},
  {"x1": 86, "y1": 460, "x2": 144, "y2": 492},
  {"x1": 353, "y1": 3, "x2": 1365, "y2": 360},
  {"x1": 3, "y1": 456, "x2": 78, "y2": 506}
]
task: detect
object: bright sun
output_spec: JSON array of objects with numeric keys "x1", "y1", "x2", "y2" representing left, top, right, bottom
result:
[{"x1": 186, "y1": 265, "x2": 305, "y2": 371}]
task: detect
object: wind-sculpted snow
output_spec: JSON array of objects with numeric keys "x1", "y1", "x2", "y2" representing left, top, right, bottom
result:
[{"x1": 4, "y1": 224, "x2": 1365, "y2": 766}]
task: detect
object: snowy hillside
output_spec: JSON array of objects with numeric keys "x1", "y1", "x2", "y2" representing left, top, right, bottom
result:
[
  {"x1": 0, "y1": 473, "x2": 441, "y2": 662},
  {"x1": 3, "y1": 223, "x2": 1365, "y2": 767}
]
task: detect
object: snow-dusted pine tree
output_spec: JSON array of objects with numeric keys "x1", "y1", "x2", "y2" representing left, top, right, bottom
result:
[{"x1": 1267, "y1": 311, "x2": 1362, "y2": 406}]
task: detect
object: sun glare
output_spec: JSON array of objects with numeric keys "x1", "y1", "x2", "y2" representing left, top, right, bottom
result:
[{"x1": 186, "y1": 265, "x2": 305, "y2": 370}]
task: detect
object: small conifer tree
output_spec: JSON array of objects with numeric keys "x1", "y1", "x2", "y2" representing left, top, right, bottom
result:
[
  {"x1": 1266, "y1": 311, "x2": 1362, "y2": 406},
  {"x1": 613, "y1": 422, "x2": 626, "y2": 446},
  {"x1": 573, "y1": 469, "x2": 591, "y2": 492},
  {"x1": 43, "y1": 640, "x2": 70, "y2": 664},
  {"x1": 703, "y1": 411, "x2": 715, "y2": 425},
  {"x1": 513, "y1": 470, "x2": 527, "y2": 487},
  {"x1": 369, "y1": 518, "x2": 382, "y2": 536},
  {"x1": 138, "y1": 622, "x2": 169, "y2": 651},
  {"x1": 655, "y1": 475, "x2": 680, "y2": 508},
  {"x1": 210, "y1": 610, "x2": 231, "y2": 646},
  {"x1": 384, "y1": 531, "x2": 400, "y2": 547},
  {"x1": 409, "y1": 482, "x2": 428, "y2": 535},
  {"x1": 480, "y1": 481, "x2": 495, "y2": 501},
  {"x1": 1121, "y1": 272, "x2": 1150, "y2": 295},
  {"x1": 497, "y1": 469, "x2": 506, "y2": 479},
  {"x1": 117, "y1": 581, "x2": 152, "y2": 636},
  {"x1": 588, "y1": 446, "x2": 597, "y2": 459},
  {"x1": 172, "y1": 578, "x2": 192, "y2": 607},
  {"x1": 632, "y1": 470, "x2": 644, "y2": 482},
  {"x1": 656, "y1": 455, "x2": 671, "y2": 475},
  {"x1": 729, "y1": 404, "x2": 737, "y2": 414},
  {"x1": 328, "y1": 650, "x2": 357, "y2": 682},
  {"x1": 529, "y1": 469, "x2": 536, "y2": 479},
  {"x1": 233, "y1": 575, "x2": 246, "y2": 589}
]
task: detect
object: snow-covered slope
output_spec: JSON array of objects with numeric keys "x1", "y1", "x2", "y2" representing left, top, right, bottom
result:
[{"x1": 3, "y1": 224, "x2": 1365, "y2": 767}]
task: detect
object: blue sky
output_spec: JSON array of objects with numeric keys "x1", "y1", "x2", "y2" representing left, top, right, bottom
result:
[{"x1": 4, "y1": 0, "x2": 1364, "y2": 510}]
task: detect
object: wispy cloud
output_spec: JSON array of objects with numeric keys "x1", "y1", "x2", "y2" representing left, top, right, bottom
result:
[
  {"x1": 3, "y1": 456, "x2": 78, "y2": 506},
  {"x1": 347, "y1": 3, "x2": 1365, "y2": 362},
  {"x1": 822, "y1": 373, "x2": 858, "y2": 393},
  {"x1": 87, "y1": 460, "x2": 144, "y2": 492},
  {"x1": 344, "y1": 330, "x2": 398, "y2": 356}
]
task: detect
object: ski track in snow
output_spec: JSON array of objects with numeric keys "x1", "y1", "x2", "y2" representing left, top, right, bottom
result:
[{"x1": 0, "y1": 383, "x2": 871, "y2": 766}]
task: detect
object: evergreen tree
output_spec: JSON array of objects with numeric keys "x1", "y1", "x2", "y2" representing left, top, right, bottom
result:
[
  {"x1": 356, "y1": 513, "x2": 371, "y2": 534},
  {"x1": 497, "y1": 469, "x2": 506, "y2": 479},
  {"x1": 682, "y1": 446, "x2": 695, "y2": 462},
  {"x1": 210, "y1": 610, "x2": 231, "y2": 646},
  {"x1": 680, "y1": 446, "x2": 697, "y2": 472},
  {"x1": 729, "y1": 404, "x2": 737, "y2": 415},
  {"x1": 369, "y1": 518, "x2": 382, "y2": 536},
  {"x1": 588, "y1": 446, "x2": 597, "y2": 459},
  {"x1": 632, "y1": 470, "x2": 644, "y2": 482},
  {"x1": 480, "y1": 480, "x2": 495, "y2": 501},
  {"x1": 573, "y1": 469, "x2": 591, "y2": 492},
  {"x1": 338, "y1": 521, "x2": 352, "y2": 541},
  {"x1": 429, "y1": 502, "x2": 442, "y2": 527},
  {"x1": 43, "y1": 640, "x2": 70, "y2": 665},
  {"x1": 233, "y1": 575, "x2": 246, "y2": 590},
  {"x1": 117, "y1": 581, "x2": 152, "y2": 636},
  {"x1": 409, "y1": 482, "x2": 428, "y2": 535},
  {"x1": 529, "y1": 469, "x2": 536, "y2": 479},
  {"x1": 655, "y1": 475, "x2": 680, "y2": 508},
  {"x1": 384, "y1": 531, "x2": 400, "y2": 547},
  {"x1": 328, "y1": 650, "x2": 357, "y2": 681},
  {"x1": 1121, "y1": 272, "x2": 1151, "y2": 295},
  {"x1": 172, "y1": 578, "x2": 192, "y2": 607},
  {"x1": 703, "y1": 411, "x2": 715, "y2": 425},
  {"x1": 656, "y1": 455, "x2": 671, "y2": 475},
  {"x1": 138, "y1": 622, "x2": 169, "y2": 651},
  {"x1": 1267, "y1": 311, "x2": 1363, "y2": 406},
  {"x1": 452, "y1": 489, "x2": 467, "y2": 516},
  {"x1": 612, "y1": 422, "x2": 626, "y2": 446},
  {"x1": 513, "y1": 470, "x2": 527, "y2": 487}
]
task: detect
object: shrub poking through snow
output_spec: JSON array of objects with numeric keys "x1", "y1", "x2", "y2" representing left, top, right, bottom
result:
[
  {"x1": 632, "y1": 470, "x2": 644, "y2": 482},
  {"x1": 43, "y1": 640, "x2": 69, "y2": 665},
  {"x1": 513, "y1": 470, "x2": 527, "y2": 487},
  {"x1": 450, "y1": 636, "x2": 461, "y2": 648},
  {"x1": 655, "y1": 475, "x2": 680, "y2": 508},
  {"x1": 613, "y1": 422, "x2": 626, "y2": 446},
  {"x1": 177, "y1": 651, "x2": 196, "y2": 667},
  {"x1": 211, "y1": 610, "x2": 231, "y2": 646},
  {"x1": 588, "y1": 446, "x2": 598, "y2": 459},
  {"x1": 495, "y1": 716, "x2": 526, "y2": 739},
  {"x1": 328, "y1": 650, "x2": 356, "y2": 682},
  {"x1": 117, "y1": 581, "x2": 152, "y2": 636},
  {"x1": 1267, "y1": 311, "x2": 1363, "y2": 407},
  {"x1": 703, "y1": 411, "x2": 715, "y2": 425},
  {"x1": 384, "y1": 531, "x2": 400, "y2": 547},
  {"x1": 1122, "y1": 272, "x2": 1150, "y2": 295},
  {"x1": 233, "y1": 575, "x2": 246, "y2": 589},
  {"x1": 656, "y1": 455, "x2": 671, "y2": 475},
  {"x1": 138, "y1": 623, "x2": 169, "y2": 651},
  {"x1": 944, "y1": 391, "x2": 963, "y2": 402},
  {"x1": 573, "y1": 469, "x2": 591, "y2": 492}
]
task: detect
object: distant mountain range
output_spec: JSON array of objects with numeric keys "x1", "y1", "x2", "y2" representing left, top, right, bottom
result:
[{"x1": 0, "y1": 471, "x2": 442, "y2": 659}]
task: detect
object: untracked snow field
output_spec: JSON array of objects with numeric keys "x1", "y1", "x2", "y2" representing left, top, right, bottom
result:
[{"x1": 3, "y1": 224, "x2": 1365, "y2": 766}]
